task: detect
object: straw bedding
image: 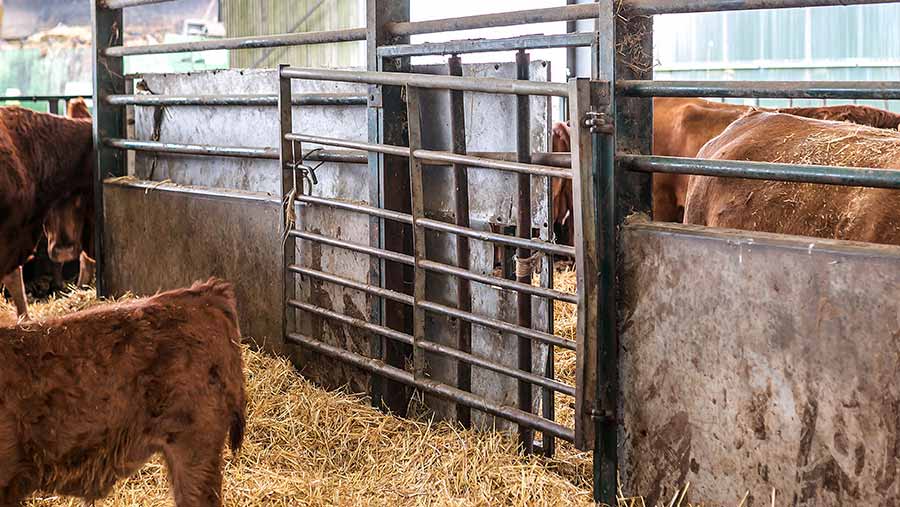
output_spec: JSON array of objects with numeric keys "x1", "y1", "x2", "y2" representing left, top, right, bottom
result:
[{"x1": 1, "y1": 284, "x2": 594, "y2": 507}]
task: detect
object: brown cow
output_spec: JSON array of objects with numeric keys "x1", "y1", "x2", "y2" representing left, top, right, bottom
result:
[
  {"x1": 0, "y1": 102, "x2": 93, "y2": 318},
  {"x1": 0, "y1": 278, "x2": 247, "y2": 506},
  {"x1": 45, "y1": 98, "x2": 96, "y2": 288},
  {"x1": 684, "y1": 111, "x2": 900, "y2": 245},
  {"x1": 550, "y1": 121, "x2": 574, "y2": 247},
  {"x1": 653, "y1": 98, "x2": 900, "y2": 223}
]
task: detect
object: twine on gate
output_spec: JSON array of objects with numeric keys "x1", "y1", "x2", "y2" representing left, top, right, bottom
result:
[{"x1": 514, "y1": 250, "x2": 543, "y2": 279}]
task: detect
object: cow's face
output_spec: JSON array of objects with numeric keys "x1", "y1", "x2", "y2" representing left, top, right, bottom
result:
[{"x1": 44, "y1": 195, "x2": 87, "y2": 263}]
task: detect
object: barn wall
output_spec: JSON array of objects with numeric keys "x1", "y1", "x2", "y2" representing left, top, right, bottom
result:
[
  {"x1": 102, "y1": 181, "x2": 286, "y2": 356},
  {"x1": 619, "y1": 220, "x2": 900, "y2": 506}
]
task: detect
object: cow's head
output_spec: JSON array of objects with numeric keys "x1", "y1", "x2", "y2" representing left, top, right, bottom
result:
[
  {"x1": 44, "y1": 97, "x2": 94, "y2": 264},
  {"x1": 44, "y1": 194, "x2": 89, "y2": 263}
]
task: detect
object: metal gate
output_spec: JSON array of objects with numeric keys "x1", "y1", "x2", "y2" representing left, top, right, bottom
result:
[{"x1": 277, "y1": 66, "x2": 604, "y2": 454}]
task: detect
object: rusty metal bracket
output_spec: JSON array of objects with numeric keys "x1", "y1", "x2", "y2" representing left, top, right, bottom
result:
[{"x1": 584, "y1": 111, "x2": 614, "y2": 135}]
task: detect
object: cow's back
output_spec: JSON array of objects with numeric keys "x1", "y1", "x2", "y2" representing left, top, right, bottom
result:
[{"x1": 686, "y1": 111, "x2": 900, "y2": 245}]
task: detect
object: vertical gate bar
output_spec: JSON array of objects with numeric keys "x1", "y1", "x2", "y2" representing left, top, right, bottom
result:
[
  {"x1": 91, "y1": 0, "x2": 125, "y2": 297},
  {"x1": 278, "y1": 64, "x2": 297, "y2": 346},
  {"x1": 448, "y1": 54, "x2": 473, "y2": 428},
  {"x1": 515, "y1": 49, "x2": 534, "y2": 454},
  {"x1": 569, "y1": 77, "x2": 600, "y2": 455},
  {"x1": 48, "y1": 99, "x2": 59, "y2": 116},
  {"x1": 405, "y1": 85, "x2": 426, "y2": 381},
  {"x1": 542, "y1": 118, "x2": 556, "y2": 457},
  {"x1": 367, "y1": 0, "x2": 413, "y2": 415}
]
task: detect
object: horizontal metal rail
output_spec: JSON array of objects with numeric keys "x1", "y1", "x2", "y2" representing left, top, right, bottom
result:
[
  {"x1": 287, "y1": 293, "x2": 575, "y2": 397},
  {"x1": 377, "y1": 33, "x2": 596, "y2": 58},
  {"x1": 289, "y1": 230, "x2": 415, "y2": 266},
  {"x1": 417, "y1": 149, "x2": 572, "y2": 179},
  {"x1": 420, "y1": 300, "x2": 577, "y2": 351},
  {"x1": 286, "y1": 133, "x2": 572, "y2": 178},
  {"x1": 106, "y1": 27, "x2": 367, "y2": 57},
  {"x1": 418, "y1": 218, "x2": 576, "y2": 258},
  {"x1": 626, "y1": 0, "x2": 900, "y2": 16},
  {"x1": 106, "y1": 93, "x2": 367, "y2": 107},
  {"x1": 0, "y1": 94, "x2": 84, "y2": 102},
  {"x1": 419, "y1": 259, "x2": 579, "y2": 305},
  {"x1": 292, "y1": 195, "x2": 414, "y2": 225},
  {"x1": 290, "y1": 228, "x2": 576, "y2": 303},
  {"x1": 286, "y1": 331, "x2": 575, "y2": 441},
  {"x1": 281, "y1": 67, "x2": 570, "y2": 97},
  {"x1": 286, "y1": 133, "x2": 410, "y2": 158},
  {"x1": 289, "y1": 265, "x2": 413, "y2": 305},
  {"x1": 622, "y1": 155, "x2": 900, "y2": 190},
  {"x1": 618, "y1": 80, "x2": 900, "y2": 100},
  {"x1": 105, "y1": 138, "x2": 367, "y2": 164},
  {"x1": 473, "y1": 151, "x2": 573, "y2": 169},
  {"x1": 102, "y1": 0, "x2": 173, "y2": 7},
  {"x1": 386, "y1": 4, "x2": 600, "y2": 36}
]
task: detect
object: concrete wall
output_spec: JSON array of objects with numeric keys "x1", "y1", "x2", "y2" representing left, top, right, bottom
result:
[{"x1": 619, "y1": 220, "x2": 900, "y2": 506}]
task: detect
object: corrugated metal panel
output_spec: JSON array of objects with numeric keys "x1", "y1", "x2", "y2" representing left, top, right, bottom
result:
[
  {"x1": 654, "y1": 4, "x2": 900, "y2": 111},
  {"x1": 222, "y1": 0, "x2": 363, "y2": 69}
]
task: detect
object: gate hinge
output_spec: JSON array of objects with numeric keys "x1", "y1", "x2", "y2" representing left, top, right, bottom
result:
[{"x1": 590, "y1": 408, "x2": 615, "y2": 423}]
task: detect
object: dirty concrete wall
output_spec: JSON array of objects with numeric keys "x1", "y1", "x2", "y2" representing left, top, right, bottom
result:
[
  {"x1": 102, "y1": 181, "x2": 285, "y2": 356},
  {"x1": 619, "y1": 221, "x2": 900, "y2": 506}
]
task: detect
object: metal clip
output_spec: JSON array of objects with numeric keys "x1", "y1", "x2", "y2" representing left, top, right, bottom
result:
[
  {"x1": 287, "y1": 147, "x2": 326, "y2": 194},
  {"x1": 584, "y1": 111, "x2": 614, "y2": 135}
]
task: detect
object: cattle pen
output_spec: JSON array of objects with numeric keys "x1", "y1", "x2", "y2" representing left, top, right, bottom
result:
[{"x1": 72, "y1": 0, "x2": 900, "y2": 505}]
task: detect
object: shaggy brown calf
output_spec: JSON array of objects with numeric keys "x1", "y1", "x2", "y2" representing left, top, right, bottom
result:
[{"x1": 0, "y1": 278, "x2": 247, "y2": 506}]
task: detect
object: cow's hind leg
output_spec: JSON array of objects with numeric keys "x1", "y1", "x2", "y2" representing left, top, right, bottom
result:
[
  {"x1": 1, "y1": 267, "x2": 27, "y2": 319},
  {"x1": 163, "y1": 436, "x2": 226, "y2": 507}
]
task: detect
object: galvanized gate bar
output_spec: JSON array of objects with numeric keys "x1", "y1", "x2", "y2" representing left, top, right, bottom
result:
[
  {"x1": 515, "y1": 50, "x2": 535, "y2": 454},
  {"x1": 406, "y1": 85, "x2": 428, "y2": 381},
  {"x1": 278, "y1": 64, "x2": 297, "y2": 358},
  {"x1": 623, "y1": 154, "x2": 900, "y2": 189},
  {"x1": 287, "y1": 332, "x2": 576, "y2": 442},
  {"x1": 105, "y1": 139, "x2": 367, "y2": 163},
  {"x1": 377, "y1": 33, "x2": 596, "y2": 58},
  {"x1": 293, "y1": 196, "x2": 413, "y2": 225},
  {"x1": 289, "y1": 265, "x2": 414, "y2": 305},
  {"x1": 419, "y1": 260, "x2": 579, "y2": 305},
  {"x1": 627, "y1": 0, "x2": 900, "y2": 15},
  {"x1": 290, "y1": 230, "x2": 415, "y2": 266},
  {"x1": 448, "y1": 55, "x2": 473, "y2": 428},
  {"x1": 386, "y1": 4, "x2": 601, "y2": 36},
  {"x1": 286, "y1": 294, "x2": 576, "y2": 396},
  {"x1": 287, "y1": 132, "x2": 574, "y2": 178},
  {"x1": 618, "y1": 80, "x2": 900, "y2": 99},
  {"x1": 91, "y1": 0, "x2": 126, "y2": 298},
  {"x1": 107, "y1": 93, "x2": 368, "y2": 107},
  {"x1": 418, "y1": 218, "x2": 574, "y2": 257},
  {"x1": 106, "y1": 28, "x2": 369, "y2": 57},
  {"x1": 281, "y1": 67, "x2": 571, "y2": 97},
  {"x1": 101, "y1": 0, "x2": 172, "y2": 8},
  {"x1": 420, "y1": 301, "x2": 577, "y2": 351}
]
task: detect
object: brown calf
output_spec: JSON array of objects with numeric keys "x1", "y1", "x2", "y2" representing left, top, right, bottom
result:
[
  {"x1": 0, "y1": 103, "x2": 93, "y2": 318},
  {"x1": 0, "y1": 278, "x2": 247, "y2": 506}
]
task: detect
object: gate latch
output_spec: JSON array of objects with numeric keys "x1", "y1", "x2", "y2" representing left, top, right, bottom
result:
[{"x1": 584, "y1": 111, "x2": 614, "y2": 135}]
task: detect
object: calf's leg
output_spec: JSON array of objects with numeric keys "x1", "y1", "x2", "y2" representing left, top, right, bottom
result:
[
  {"x1": 1, "y1": 267, "x2": 28, "y2": 318},
  {"x1": 163, "y1": 435, "x2": 226, "y2": 507}
]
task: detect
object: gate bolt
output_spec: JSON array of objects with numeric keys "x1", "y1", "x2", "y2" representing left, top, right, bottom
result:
[{"x1": 585, "y1": 111, "x2": 614, "y2": 134}]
